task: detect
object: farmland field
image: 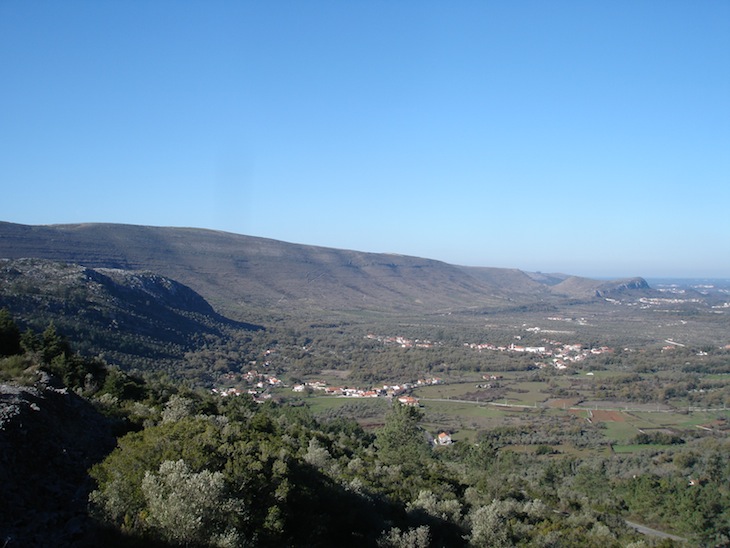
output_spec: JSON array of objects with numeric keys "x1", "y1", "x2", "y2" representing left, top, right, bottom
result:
[{"x1": 591, "y1": 410, "x2": 626, "y2": 421}]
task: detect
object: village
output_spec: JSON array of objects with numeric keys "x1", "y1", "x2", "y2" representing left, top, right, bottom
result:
[
  {"x1": 368, "y1": 331, "x2": 614, "y2": 370},
  {"x1": 213, "y1": 368, "x2": 441, "y2": 406},
  {"x1": 289, "y1": 376, "x2": 442, "y2": 406},
  {"x1": 212, "y1": 331, "x2": 614, "y2": 403}
]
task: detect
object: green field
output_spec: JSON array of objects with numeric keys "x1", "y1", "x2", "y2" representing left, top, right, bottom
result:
[
  {"x1": 601, "y1": 421, "x2": 641, "y2": 443},
  {"x1": 422, "y1": 400, "x2": 506, "y2": 439},
  {"x1": 503, "y1": 381, "x2": 552, "y2": 405}
]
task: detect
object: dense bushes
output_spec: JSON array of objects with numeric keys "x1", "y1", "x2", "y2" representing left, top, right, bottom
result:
[{"x1": 90, "y1": 390, "x2": 676, "y2": 547}]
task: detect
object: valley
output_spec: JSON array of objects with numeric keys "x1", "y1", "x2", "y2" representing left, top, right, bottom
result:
[{"x1": 2, "y1": 221, "x2": 730, "y2": 546}]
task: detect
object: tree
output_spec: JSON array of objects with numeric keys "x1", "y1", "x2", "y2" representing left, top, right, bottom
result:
[
  {"x1": 375, "y1": 402, "x2": 431, "y2": 469},
  {"x1": 101, "y1": 367, "x2": 147, "y2": 401},
  {"x1": 161, "y1": 394, "x2": 196, "y2": 423},
  {"x1": 89, "y1": 417, "x2": 229, "y2": 531},
  {"x1": 142, "y1": 459, "x2": 242, "y2": 547},
  {"x1": 303, "y1": 437, "x2": 332, "y2": 471},
  {"x1": 20, "y1": 328, "x2": 40, "y2": 353},
  {"x1": 377, "y1": 525, "x2": 431, "y2": 548},
  {"x1": 468, "y1": 499, "x2": 551, "y2": 547},
  {"x1": 469, "y1": 500, "x2": 516, "y2": 547},
  {"x1": 0, "y1": 309, "x2": 21, "y2": 357},
  {"x1": 407, "y1": 489, "x2": 463, "y2": 523},
  {"x1": 41, "y1": 322, "x2": 71, "y2": 364}
]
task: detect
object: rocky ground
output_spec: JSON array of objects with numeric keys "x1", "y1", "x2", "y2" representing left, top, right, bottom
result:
[{"x1": 0, "y1": 373, "x2": 116, "y2": 547}]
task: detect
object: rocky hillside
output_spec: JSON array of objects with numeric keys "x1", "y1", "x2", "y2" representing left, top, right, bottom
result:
[
  {"x1": 0, "y1": 374, "x2": 115, "y2": 546},
  {"x1": 549, "y1": 276, "x2": 652, "y2": 299},
  {"x1": 0, "y1": 258, "x2": 261, "y2": 373}
]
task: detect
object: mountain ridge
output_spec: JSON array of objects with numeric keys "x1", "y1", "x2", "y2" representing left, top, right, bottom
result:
[{"x1": 0, "y1": 221, "x2": 649, "y2": 318}]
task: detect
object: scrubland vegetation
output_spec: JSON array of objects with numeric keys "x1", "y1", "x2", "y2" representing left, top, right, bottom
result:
[{"x1": 3, "y1": 304, "x2": 730, "y2": 547}]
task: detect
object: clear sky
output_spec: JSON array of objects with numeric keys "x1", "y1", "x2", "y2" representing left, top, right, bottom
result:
[{"x1": 1, "y1": 2, "x2": 728, "y2": 278}]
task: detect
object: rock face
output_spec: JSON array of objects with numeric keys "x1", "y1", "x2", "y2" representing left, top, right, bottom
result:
[
  {"x1": 0, "y1": 257, "x2": 223, "y2": 322},
  {"x1": 546, "y1": 275, "x2": 653, "y2": 300},
  {"x1": 0, "y1": 375, "x2": 115, "y2": 546},
  {"x1": 594, "y1": 277, "x2": 650, "y2": 298}
]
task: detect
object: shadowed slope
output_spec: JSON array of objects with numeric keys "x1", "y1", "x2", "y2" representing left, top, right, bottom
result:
[{"x1": 0, "y1": 258, "x2": 261, "y2": 372}]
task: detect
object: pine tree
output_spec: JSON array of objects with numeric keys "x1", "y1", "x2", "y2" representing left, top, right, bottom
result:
[{"x1": 0, "y1": 309, "x2": 21, "y2": 357}]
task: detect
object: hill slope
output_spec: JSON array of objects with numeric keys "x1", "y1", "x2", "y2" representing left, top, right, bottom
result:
[
  {"x1": 0, "y1": 222, "x2": 516, "y2": 316},
  {"x1": 0, "y1": 221, "x2": 648, "y2": 318},
  {"x1": 548, "y1": 276, "x2": 651, "y2": 299},
  {"x1": 0, "y1": 258, "x2": 260, "y2": 374}
]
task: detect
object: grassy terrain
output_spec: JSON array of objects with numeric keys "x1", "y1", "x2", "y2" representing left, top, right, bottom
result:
[
  {"x1": 413, "y1": 381, "x2": 484, "y2": 399},
  {"x1": 601, "y1": 421, "x2": 642, "y2": 444},
  {"x1": 421, "y1": 400, "x2": 504, "y2": 436},
  {"x1": 380, "y1": 368, "x2": 730, "y2": 454},
  {"x1": 503, "y1": 381, "x2": 552, "y2": 405},
  {"x1": 630, "y1": 410, "x2": 730, "y2": 429}
]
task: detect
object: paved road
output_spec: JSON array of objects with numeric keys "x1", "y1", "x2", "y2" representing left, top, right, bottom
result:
[{"x1": 625, "y1": 519, "x2": 687, "y2": 541}]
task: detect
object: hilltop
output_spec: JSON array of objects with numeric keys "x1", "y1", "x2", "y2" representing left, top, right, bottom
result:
[{"x1": 0, "y1": 221, "x2": 650, "y2": 320}]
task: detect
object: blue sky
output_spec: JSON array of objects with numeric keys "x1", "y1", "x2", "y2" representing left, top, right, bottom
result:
[{"x1": 1, "y1": 1, "x2": 728, "y2": 278}]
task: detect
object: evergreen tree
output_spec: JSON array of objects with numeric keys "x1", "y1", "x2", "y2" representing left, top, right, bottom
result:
[
  {"x1": 0, "y1": 309, "x2": 21, "y2": 357},
  {"x1": 20, "y1": 327, "x2": 40, "y2": 353},
  {"x1": 375, "y1": 402, "x2": 431, "y2": 469},
  {"x1": 41, "y1": 322, "x2": 71, "y2": 364}
]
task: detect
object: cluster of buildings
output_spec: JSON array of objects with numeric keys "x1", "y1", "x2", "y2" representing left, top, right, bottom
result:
[
  {"x1": 366, "y1": 330, "x2": 615, "y2": 372},
  {"x1": 463, "y1": 336, "x2": 613, "y2": 370},
  {"x1": 213, "y1": 366, "x2": 441, "y2": 406},
  {"x1": 394, "y1": 333, "x2": 717, "y2": 375},
  {"x1": 212, "y1": 370, "x2": 283, "y2": 402},
  {"x1": 213, "y1": 327, "x2": 619, "y2": 402},
  {"x1": 291, "y1": 377, "x2": 442, "y2": 404},
  {"x1": 291, "y1": 381, "x2": 378, "y2": 398},
  {"x1": 533, "y1": 343, "x2": 613, "y2": 370},
  {"x1": 365, "y1": 333, "x2": 437, "y2": 348},
  {"x1": 546, "y1": 316, "x2": 589, "y2": 325},
  {"x1": 464, "y1": 341, "x2": 547, "y2": 353},
  {"x1": 638, "y1": 296, "x2": 703, "y2": 307}
]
